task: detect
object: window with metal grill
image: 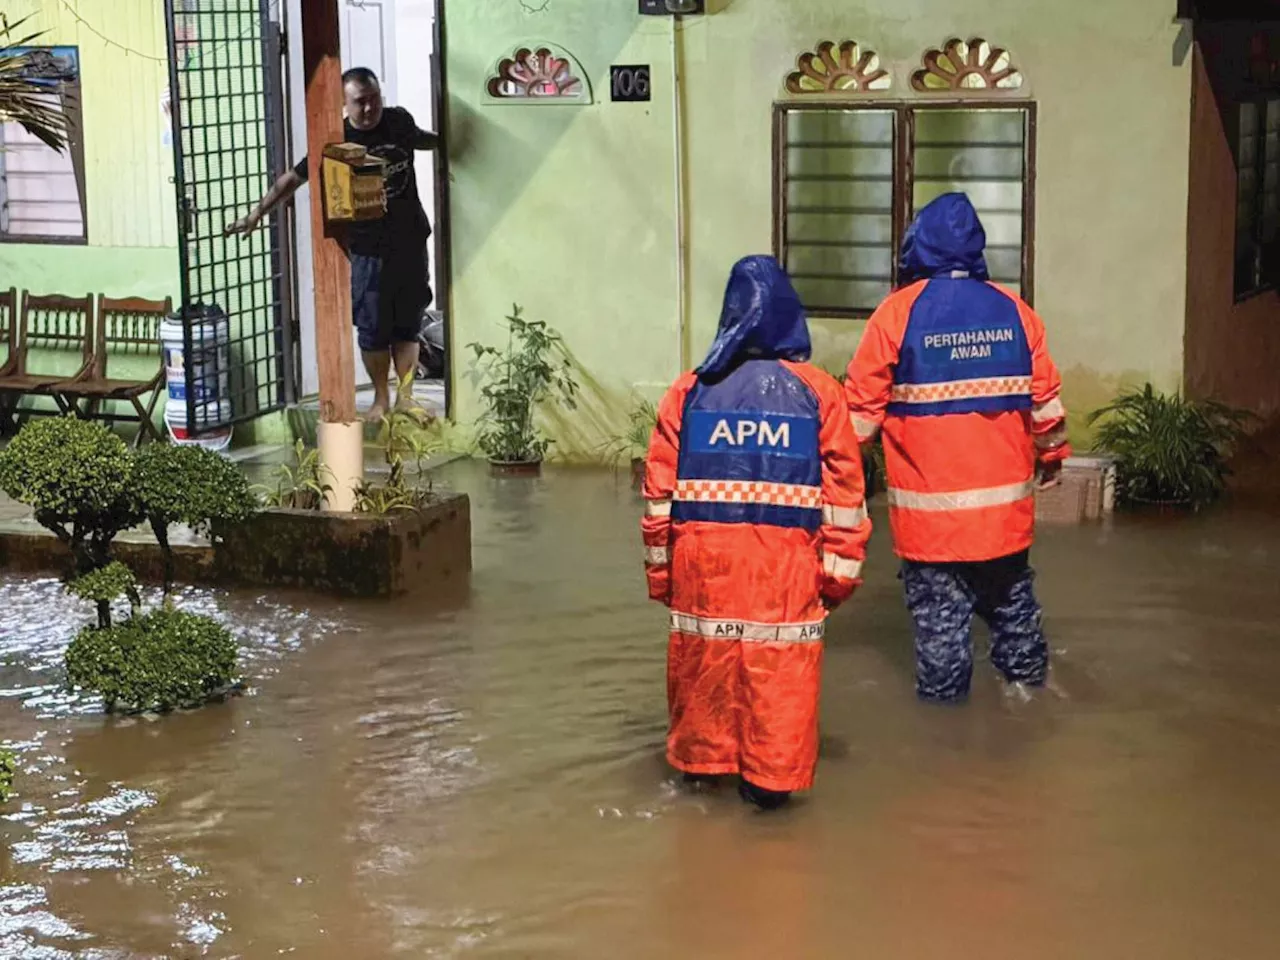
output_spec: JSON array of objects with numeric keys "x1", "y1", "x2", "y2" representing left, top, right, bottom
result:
[
  {"x1": 773, "y1": 102, "x2": 1035, "y2": 317},
  {"x1": 1233, "y1": 97, "x2": 1280, "y2": 299},
  {"x1": 0, "y1": 46, "x2": 86, "y2": 244}
]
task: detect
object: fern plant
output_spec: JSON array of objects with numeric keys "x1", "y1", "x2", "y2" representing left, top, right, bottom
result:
[{"x1": 1088, "y1": 384, "x2": 1250, "y2": 509}]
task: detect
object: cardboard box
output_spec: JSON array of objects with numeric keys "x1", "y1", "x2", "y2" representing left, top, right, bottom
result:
[{"x1": 321, "y1": 143, "x2": 386, "y2": 223}]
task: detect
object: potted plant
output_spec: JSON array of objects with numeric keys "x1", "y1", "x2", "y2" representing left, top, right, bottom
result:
[
  {"x1": 1087, "y1": 383, "x2": 1250, "y2": 512},
  {"x1": 222, "y1": 385, "x2": 470, "y2": 597},
  {"x1": 468, "y1": 305, "x2": 579, "y2": 476},
  {"x1": 602, "y1": 396, "x2": 659, "y2": 488}
]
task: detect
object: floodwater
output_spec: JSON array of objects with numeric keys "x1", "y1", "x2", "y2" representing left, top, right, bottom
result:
[{"x1": 3, "y1": 461, "x2": 1280, "y2": 959}]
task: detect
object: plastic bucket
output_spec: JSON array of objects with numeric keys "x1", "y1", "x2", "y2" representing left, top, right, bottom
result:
[
  {"x1": 164, "y1": 399, "x2": 233, "y2": 452},
  {"x1": 160, "y1": 305, "x2": 233, "y2": 451}
]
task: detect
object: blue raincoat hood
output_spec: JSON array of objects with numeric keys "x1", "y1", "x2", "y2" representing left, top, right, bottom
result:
[
  {"x1": 899, "y1": 192, "x2": 990, "y2": 285},
  {"x1": 696, "y1": 255, "x2": 811, "y2": 380}
]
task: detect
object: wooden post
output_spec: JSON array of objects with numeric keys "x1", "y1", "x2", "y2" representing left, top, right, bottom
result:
[{"x1": 300, "y1": 0, "x2": 362, "y2": 509}]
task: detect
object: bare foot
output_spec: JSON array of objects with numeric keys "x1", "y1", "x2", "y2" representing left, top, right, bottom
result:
[
  {"x1": 395, "y1": 395, "x2": 429, "y2": 415},
  {"x1": 364, "y1": 402, "x2": 388, "y2": 422}
]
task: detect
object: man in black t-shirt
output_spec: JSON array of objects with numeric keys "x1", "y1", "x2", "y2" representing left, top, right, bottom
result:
[{"x1": 226, "y1": 67, "x2": 437, "y2": 420}]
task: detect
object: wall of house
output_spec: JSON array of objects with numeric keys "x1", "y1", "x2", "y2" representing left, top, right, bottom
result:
[
  {"x1": 1, "y1": 0, "x2": 293, "y2": 445},
  {"x1": 0, "y1": 0, "x2": 179, "y2": 298},
  {"x1": 1184, "y1": 45, "x2": 1280, "y2": 423},
  {"x1": 443, "y1": 0, "x2": 1191, "y2": 459}
]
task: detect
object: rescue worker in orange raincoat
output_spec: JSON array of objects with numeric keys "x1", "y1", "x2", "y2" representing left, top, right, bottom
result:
[
  {"x1": 845, "y1": 193, "x2": 1070, "y2": 702},
  {"x1": 642, "y1": 255, "x2": 872, "y2": 809}
]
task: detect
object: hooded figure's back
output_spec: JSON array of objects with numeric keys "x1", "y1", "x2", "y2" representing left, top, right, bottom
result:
[
  {"x1": 639, "y1": 255, "x2": 871, "y2": 797},
  {"x1": 845, "y1": 193, "x2": 1071, "y2": 564}
]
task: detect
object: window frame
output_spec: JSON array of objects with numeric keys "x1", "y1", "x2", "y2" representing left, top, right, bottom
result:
[
  {"x1": 772, "y1": 99, "x2": 1038, "y2": 318},
  {"x1": 0, "y1": 46, "x2": 88, "y2": 247},
  {"x1": 1229, "y1": 94, "x2": 1280, "y2": 302}
]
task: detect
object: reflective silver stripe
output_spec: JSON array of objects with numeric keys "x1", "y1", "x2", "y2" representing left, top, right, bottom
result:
[
  {"x1": 822, "y1": 503, "x2": 869, "y2": 528},
  {"x1": 1034, "y1": 424, "x2": 1069, "y2": 450},
  {"x1": 822, "y1": 553, "x2": 863, "y2": 581},
  {"x1": 852, "y1": 415, "x2": 881, "y2": 441},
  {"x1": 887, "y1": 479, "x2": 1036, "y2": 512},
  {"x1": 645, "y1": 498, "x2": 672, "y2": 519},
  {"x1": 645, "y1": 546, "x2": 670, "y2": 566},
  {"x1": 1031, "y1": 396, "x2": 1066, "y2": 424},
  {"x1": 669, "y1": 612, "x2": 825, "y2": 643}
]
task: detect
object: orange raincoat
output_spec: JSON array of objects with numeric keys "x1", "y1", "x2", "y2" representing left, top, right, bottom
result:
[{"x1": 642, "y1": 256, "x2": 871, "y2": 794}]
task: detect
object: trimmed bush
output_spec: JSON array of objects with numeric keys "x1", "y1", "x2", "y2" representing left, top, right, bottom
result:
[
  {"x1": 134, "y1": 444, "x2": 256, "y2": 591},
  {"x1": 0, "y1": 417, "x2": 142, "y2": 573},
  {"x1": 0, "y1": 749, "x2": 14, "y2": 803},
  {"x1": 65, "y1": 608, "x2": 239, "y2": 714},
  {"x1": 67, "y1": 561, "x2": 140, "y2": 627}
]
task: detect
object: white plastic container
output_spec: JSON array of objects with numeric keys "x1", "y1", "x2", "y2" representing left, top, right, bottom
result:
[{"x1": 159, "y1": 307, "x2": 233, "y2": 451}]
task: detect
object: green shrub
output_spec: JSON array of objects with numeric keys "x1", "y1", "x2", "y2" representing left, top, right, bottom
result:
[
  {"x1": 0, "y1": 417, "x2": 142, "y2": 573},
  {"x1": 135, "y1": 443, "x2": 255, "y2": 535},
  {"x1": 67, "y1": 561, "x2": 140, "y2": 627},
  {"x1": 65, "y1": 608, "x2": 239, "y2": 714},
  {"x1": 0, "y1": 748, "x2": 15, "y2": 803},
  {"x1": 1088, "y1": 384, "x2": 1251, "y2": 509},
  {"x1": 135, "y1": 443, "x2": 256, "y2": 591}
]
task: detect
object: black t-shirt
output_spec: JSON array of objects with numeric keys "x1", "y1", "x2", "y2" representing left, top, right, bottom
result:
[{"x1": 294, "y1": 106, "x2": 431, "y2": 256}]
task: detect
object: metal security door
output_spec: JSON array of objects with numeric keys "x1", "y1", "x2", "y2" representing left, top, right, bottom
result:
[{"x1": 164, "y1": 0, "x2": 294, "y2": 434}]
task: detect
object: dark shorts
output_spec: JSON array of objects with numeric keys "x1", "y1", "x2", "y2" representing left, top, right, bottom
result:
[{"x1": 350, "y1": 241, "x2": 432, "y2": 352}]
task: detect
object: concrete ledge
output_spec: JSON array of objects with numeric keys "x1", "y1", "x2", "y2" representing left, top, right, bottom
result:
[{"x1": 0, "y1": 494, "x2": 472, "y2": 598}]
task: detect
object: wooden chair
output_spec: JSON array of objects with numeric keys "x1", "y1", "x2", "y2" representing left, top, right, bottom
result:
[
  {"x1": 0, "y1": 292, "x2": 94, "y2": 434},
  {"x1": 0, "y1": 288, "x2": 16, "y2": 377},
  {"x1": 59, "y1": 295, "x2": 173, "y2": 447}
]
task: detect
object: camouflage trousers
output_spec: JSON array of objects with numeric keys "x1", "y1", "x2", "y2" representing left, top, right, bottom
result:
[{"x1": 900, "y1": 550, "x2": 1048, "y2": 702}]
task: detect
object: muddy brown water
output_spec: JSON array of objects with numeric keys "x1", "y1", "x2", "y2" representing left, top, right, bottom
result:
[{"x1": 3, "y1": 461, "x2": 1280, "y2": 958}]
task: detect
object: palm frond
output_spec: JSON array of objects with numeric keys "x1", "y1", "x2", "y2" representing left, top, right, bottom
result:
[{"x1": 0, "y1": 18, "x2": 71, "y2": 152}]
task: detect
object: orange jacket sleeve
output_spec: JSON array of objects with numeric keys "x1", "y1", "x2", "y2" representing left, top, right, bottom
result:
[
  {"x1": 844, "y1": 287, "x2": 914, "y2": 444},
  {"x1": 1016, "y1": 300, "x2": 1072, "y2": 464},
  {"x1": 806, "y1": 369, "x2": 873, "y2": 609},
  {"x1": 641, "y1": 373, "x2": 695, "y2": 604}
]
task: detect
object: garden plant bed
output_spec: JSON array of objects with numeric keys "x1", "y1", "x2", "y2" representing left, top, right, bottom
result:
[{"x1": 0, "y1": 493, "x2": 472, "y2": 598}]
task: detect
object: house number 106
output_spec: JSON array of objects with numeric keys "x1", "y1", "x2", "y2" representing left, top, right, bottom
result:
[{"x1": 611, "y1": 65, "x2": 651, "y2": 102}]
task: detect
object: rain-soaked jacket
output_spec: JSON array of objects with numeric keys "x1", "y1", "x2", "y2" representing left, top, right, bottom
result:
[
  {"x1": 845, "y1": 193, "x2": 1070, "y2": 563},
  {"x1": 642, "y1": 256, "x2": 871, "y2": 793}
]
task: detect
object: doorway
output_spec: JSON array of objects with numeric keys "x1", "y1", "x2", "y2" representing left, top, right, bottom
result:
[{"x1": 283, "y1": 0, "x2": 450, "y2": 418}]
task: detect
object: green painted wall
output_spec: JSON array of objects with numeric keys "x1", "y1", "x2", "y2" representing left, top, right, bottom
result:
[{"x1": 445, "y1": 0, "x2": 1190, "y2": 458}]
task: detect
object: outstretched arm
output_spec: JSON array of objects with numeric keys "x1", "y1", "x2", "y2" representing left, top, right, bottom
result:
[{"x1": 224, "y1": 164, "x2": 305, "y2": 237}]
